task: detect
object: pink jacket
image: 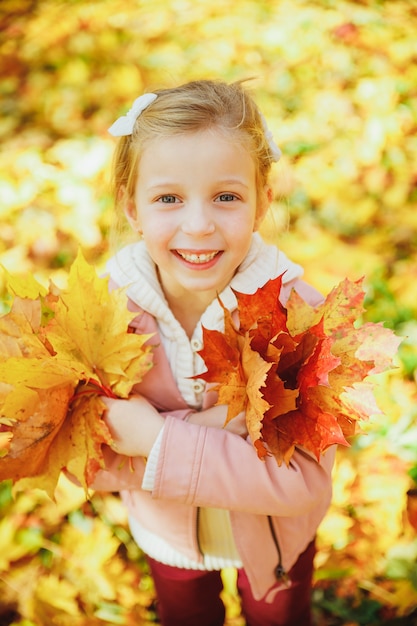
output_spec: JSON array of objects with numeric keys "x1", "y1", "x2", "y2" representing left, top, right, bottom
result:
[{"x1": 93, "y1": 245, "x2": 336, "y2": 601}]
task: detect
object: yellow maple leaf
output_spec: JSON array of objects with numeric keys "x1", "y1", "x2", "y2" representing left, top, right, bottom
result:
[
  {"x1": 46, "y1": 250, "x2": 153, "y2": 396},
  {"x1": 0, "y1": 297, "x2": 46, "y2": 359},
  {"x1": 64, "y1": 395, "x2": 112, "y2": 490},
  {"x1": 2, "y1": 267, "x2": 47, "y2": 300}
]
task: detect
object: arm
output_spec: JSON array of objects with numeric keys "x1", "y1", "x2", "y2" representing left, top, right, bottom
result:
[
  {"x1": 153, "y1": 416, "x2": 336, "y2": 517},
  {"x1": 93, "y1": 397, "x2": 252, "y2": 493},
  {"x1": 99, "y1": 394, "x2": 334, "y2": 517},
  {"x1": 103, "y1": 396, "x2": 247, "y2": 458}
]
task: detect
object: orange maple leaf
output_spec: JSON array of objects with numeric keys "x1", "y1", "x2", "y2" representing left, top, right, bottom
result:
[
  {"x1": 197, "y1": 306, "x2": 248, "y2": 421},
  {"x1": 0, "y1": 426, "x2": 13, "y2": 458},
  {"x1": 0, "y1": 384, "x2": 75, "y2": 486},
  {"x1": 240, "y1": 335, "x2": 273, "y2": 445}
]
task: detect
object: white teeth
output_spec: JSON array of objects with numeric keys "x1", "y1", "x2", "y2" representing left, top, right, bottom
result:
[{"x1": 179, "y1": 251, "x2": 218, "y2": 263}]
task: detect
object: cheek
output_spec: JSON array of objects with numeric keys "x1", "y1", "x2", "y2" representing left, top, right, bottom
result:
[
  {"x1": 141, "y1": 217, "x2": 173, "y2": 245},
  {"x1": 225, "y1": 210, "x2": 257, "y2": 237}
]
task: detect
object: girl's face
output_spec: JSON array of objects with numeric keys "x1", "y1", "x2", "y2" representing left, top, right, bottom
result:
[{"x1": 125, "y1": 128, "x2": 269, "y2": 310}]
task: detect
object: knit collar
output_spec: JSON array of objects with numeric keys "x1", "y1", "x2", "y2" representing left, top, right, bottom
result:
[{"x1": 105, "y1": 233, "x2": 303, "y2": 334}]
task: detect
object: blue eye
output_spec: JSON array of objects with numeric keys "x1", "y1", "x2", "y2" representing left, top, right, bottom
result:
[
  {"x1": 218, "y1": 193, "x2": 237, "y2": 202},
  {"x1": 159, "y1": 195, "x2": 178, "y2": 203}
]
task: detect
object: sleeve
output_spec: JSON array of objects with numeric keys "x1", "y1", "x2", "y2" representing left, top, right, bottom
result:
[
  {"x1": 91, "y1": 447, "x2": 146, "y2": 491},
  {"x1": 280, "y1": 276, "x2": 325, "y2": 308},
  {"x1": 150, "y1": 416, "x2": 336, "y2": 517},
  {"x1": 91, "y1": 409, "x2": 194, "y2": 492},
  {"x1": 141, "y1": 425, "x2": 165, "y2": 491}
]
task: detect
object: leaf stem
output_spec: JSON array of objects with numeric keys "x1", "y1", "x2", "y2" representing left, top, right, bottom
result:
[{"x1": 72, "y1": 378, "x2": 118, "y2": 401}]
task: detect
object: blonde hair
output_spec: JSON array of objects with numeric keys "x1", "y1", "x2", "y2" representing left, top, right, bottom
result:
[{"x1": 110, "y1": 79, "x2": 276, "y2": 245}]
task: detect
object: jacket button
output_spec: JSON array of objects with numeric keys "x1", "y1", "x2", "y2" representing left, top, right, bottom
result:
[
  {"x1": 193, "y1": 381, "x2": 204, "y2": 394},
  {"x1": 191, "y1": 338, "x2": 202, "y2": 351}
]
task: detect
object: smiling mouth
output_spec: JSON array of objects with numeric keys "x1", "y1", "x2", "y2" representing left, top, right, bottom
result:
[{"x1": 176, "y1": 251, "x2": 220, "y2": 264}]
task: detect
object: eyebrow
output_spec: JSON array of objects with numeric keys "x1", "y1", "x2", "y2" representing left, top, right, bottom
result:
[
  {"x1": 146, "y1": 178, "x2": 250, "y2": 191},
  {"x1": 216, "y1": 179, "x2": 250, "y2": 188}
]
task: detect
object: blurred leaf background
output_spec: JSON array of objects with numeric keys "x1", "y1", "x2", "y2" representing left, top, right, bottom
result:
[{"x1": 0, "y1": 0, "x2": 417, "y2": 624}]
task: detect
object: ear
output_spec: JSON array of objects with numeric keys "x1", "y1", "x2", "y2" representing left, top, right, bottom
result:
[
  {"x1": 254, "y1": 185, "x2": 273, "y2": 231},
  {"x1": 122, "y1": 187, "x2": 142, "y2": 233}
]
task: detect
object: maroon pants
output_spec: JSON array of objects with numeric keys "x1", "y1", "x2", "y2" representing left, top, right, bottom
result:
[{"x1": 146, "y1": 540, "x2": 316, "y2": 626}]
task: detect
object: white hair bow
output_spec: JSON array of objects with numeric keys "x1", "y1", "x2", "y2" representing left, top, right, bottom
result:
[
  {"x1": 108, "y1": 93, "x2": 158, "y2": 136},
  {"x1": 260, "y1": 113, "x2": 282, "y2": 162}
]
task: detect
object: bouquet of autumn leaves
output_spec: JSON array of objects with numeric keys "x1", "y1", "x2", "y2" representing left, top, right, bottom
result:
[
  {"x1": 195, "y1": 275, "x2": 400, "y2": 466},
  {"x1": 0, "y1": 252, "x2": 153, "y2": 498}
]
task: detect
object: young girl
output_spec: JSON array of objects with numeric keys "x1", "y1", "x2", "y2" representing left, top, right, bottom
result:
[{"x1": 94, "y1": 79, "x2": 336, "y2": 626}]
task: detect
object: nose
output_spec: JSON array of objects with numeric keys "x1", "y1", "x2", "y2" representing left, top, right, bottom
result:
[{"x1": 181, "y1": 201, "x2": 215, "y2": 236}]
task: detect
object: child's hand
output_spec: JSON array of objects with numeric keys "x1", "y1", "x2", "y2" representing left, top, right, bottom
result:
[
  {"x1": 188, "y1": 405, "x2": 248, "y2": 438},
  {"x1": 102, "y1": 395, "x2": 164, "y2": 457}
]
